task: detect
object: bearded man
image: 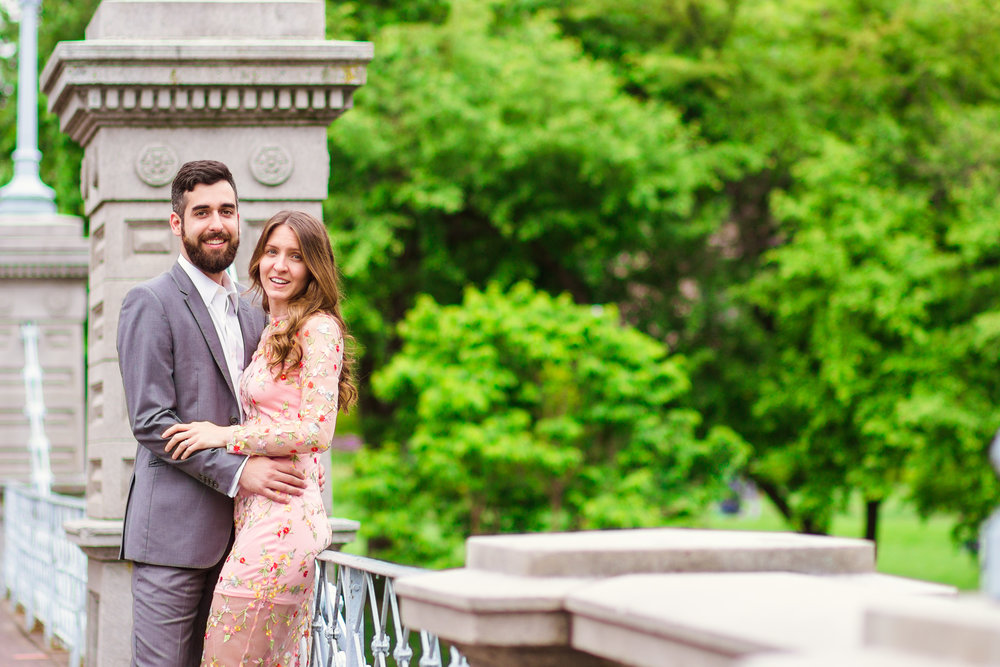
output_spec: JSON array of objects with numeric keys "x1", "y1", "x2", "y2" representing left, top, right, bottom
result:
[{"x1": 116, "y1": 160, "x2": 310, "y2": 666}]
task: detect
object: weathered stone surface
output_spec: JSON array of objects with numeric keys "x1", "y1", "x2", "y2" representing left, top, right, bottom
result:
[
  {"x1": 397, "y1": 530, "x2": 957, "y2": 667},
  {"x1": 396, "y1": 570, "x2": 580, "y2": 643},
  {"x1": 865, "y1": 594, "x2": 1000, "y2": 665},
  {"x1": 0, "y1": 212, "x2": 88, "y2": 489},
  {"x1": 736, "y1": 595, "x2": 1000, "y2": 666},
  {"x1": 42, "y1": 42, "x2": 373, "y2": 146},
  {"x1": 0, "y1": 213, "x2": 88, "y2": 278},
  {"x1": 396, "y1": 570, "x2": 616, "y2": 667},
  {"x1": 566, "y1": 572, "x2": 948, "y2": 667},
  {"x1": 86, "y1": 0, "x2": 326, "y2": 40},
  {"x1": 466, "y1": 528, "x2": 876, "y2": 578},
  {"x1": 564, "y1": 571, "x2": 955, "y2": 667},
  {"x1": 739, "y1": 648, "x2": 966, "y2": 667},
  {"x1": 567, "y1": 573, "x2": 864, "y2": 663}
]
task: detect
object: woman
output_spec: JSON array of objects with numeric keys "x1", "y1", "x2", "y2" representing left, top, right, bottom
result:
[{"x1": 163, "y1": 210, "x2": 357, "y2": 666}]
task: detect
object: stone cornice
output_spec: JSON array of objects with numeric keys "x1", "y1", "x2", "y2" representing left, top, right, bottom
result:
[
  {"x1": 0, "y1": 213, "x2": 88, "y2": 277},
  {"x1": 0, "y1": 263, "x2": 88, "y2": 279},
  {"x1": 42, "y1": 40, "x2": 374, "y2": 145}
]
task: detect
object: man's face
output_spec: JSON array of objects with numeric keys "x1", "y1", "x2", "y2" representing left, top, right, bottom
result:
[{"x1": 169, "y1": 180, "x2": 240, "y2": 278}]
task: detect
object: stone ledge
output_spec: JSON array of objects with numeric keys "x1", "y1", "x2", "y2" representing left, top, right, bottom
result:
[
  {"x1": 566, "y1": 573, "x2": 872, "y2": 663},
  {"x1": 395, "y1": 570, "x2": 612, "y2": 667},
  {"x1": 328, "y1": 516, "x2": 361, "y2": 549},
  {"x1": 397, "y1": 569, "x2": 589, "y2": 615},
  {"x1": 738, "y1": 648, "x2": 965, "y2": 667},
  {"x1": 0, "y1": 212, "x2": 88, "y2": 274},
  {"x1": 466, "y1": 528, "x2": 876, "y2": 578},
  {"x1": 865, "y1": 594, "x2": 1000, "y2": 664},
  {"x1": 565, "y1": 572, "x2": 958, "y2": 667}
]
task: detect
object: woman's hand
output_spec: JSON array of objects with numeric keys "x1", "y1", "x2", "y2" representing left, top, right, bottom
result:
[{"x1": 162, "y1": 422, "x2": 237, "y2": 460}]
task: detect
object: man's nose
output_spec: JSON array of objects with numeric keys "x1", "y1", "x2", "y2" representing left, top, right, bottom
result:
[{"x1": 206, "y1": 210, "x2": 225, "y2": 230}]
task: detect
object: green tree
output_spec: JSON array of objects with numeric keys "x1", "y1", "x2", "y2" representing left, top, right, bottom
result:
[
  {"x1": 325, "y1": 0, "x2": 712, "y2": 442},
  {"x1": 489, "y1": 0, "x2": 1000, "y2": 543},
  {"x1": 347, "y1": 282, "x2": 747, "y2": 566}
]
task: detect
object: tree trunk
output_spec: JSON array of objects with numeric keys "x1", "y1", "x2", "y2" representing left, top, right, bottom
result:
[
  {"x1": 865, "y1": 499, "x2": 880, "y2": 549},
  {"x1": 750, "y1": 476, "x2": 793, "y2": 523}
]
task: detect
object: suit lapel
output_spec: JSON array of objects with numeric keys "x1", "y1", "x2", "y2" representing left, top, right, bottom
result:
[
  {"x1": 169, "y1": 263, "x2": 237, "y2": 400},
  {"x1": 237, "y1": 294, "x2": 262, "y2": 367}
]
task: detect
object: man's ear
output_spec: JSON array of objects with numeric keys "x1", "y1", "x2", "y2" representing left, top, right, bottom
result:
[{"x1": 169, "y1": 211, "x2": 182, "y2": 237}]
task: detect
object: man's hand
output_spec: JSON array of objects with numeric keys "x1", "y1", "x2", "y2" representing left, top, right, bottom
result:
[{"x1": 239, "y1": 457, "x2": 307, "y2": 503}]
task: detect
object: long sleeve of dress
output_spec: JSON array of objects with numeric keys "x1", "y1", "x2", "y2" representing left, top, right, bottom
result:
[{"x1": 228, "y1": 314, "x2": 343, "y2": 457}]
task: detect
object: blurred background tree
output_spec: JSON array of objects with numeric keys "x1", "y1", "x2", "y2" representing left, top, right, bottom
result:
[{"x1": 349, "y1": 282, "x2": 746, "y2": 566}]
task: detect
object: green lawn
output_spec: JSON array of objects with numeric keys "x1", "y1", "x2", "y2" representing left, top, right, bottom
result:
[{"x1": 702, "y1": 496, "x2": 980, "y2": 591}]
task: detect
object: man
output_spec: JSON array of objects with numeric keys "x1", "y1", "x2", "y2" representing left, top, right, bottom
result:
[{"x1": 117, "y1": 160, "x2": 309, "y2": 666}]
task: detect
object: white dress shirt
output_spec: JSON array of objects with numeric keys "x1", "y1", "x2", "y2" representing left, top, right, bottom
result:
[{"x1": 177, "y1": 255, "x2": 248, "y2": 496}]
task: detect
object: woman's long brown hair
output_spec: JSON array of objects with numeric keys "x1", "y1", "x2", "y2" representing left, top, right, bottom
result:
[{"x1": 247, "y1": 210, "x2": 357, "y2": 413}]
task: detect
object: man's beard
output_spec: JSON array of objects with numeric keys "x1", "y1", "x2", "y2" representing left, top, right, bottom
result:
[{"x1": 181, "y1": 222, "x2": 239, "y2": 274}]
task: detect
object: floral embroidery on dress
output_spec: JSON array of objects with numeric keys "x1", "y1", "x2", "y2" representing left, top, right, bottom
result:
[{"x1": 201, "y1": 313, "x2": 341, "y2": 667}]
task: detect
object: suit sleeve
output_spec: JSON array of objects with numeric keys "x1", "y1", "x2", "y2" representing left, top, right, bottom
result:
[
  {"x1": 117, "y1": 284, "x2": 245, "y2": 491},
  {"x1": 227, "y1": 316, "x2": 342, "y2": 457}
]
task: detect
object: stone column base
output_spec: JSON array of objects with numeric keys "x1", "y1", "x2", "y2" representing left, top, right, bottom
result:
[{"x1": 64, "y1": 519, "x2": 130, "y2": 667}]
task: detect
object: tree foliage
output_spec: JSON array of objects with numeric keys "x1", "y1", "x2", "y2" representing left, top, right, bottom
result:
[
  {"x1": 347, "y1": 282, "x2": 747, "y2": 566},
  {"x1": 329, "y1": 0, "x2": 1000, "y2": 547},
  {"x1": 325, "y1": 0, "x2": 714, "y2": 442}
]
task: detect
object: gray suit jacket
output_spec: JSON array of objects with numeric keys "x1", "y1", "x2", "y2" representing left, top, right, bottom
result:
[{"x1": 117, "y1": 262, "x2": 267, "y2": 568}]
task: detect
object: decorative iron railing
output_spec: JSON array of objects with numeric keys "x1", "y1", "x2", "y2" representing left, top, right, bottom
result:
[
  {"x1": 309, "y1": 550, "x2": 468, "y2": 667},
  {"x1": 2, "y1": 482, "x2": 87, "y2": 666}
]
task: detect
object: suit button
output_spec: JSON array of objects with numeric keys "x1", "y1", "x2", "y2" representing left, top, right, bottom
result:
[{"x1": 229, "y1": 417, "x2": 239, "y2": 425}]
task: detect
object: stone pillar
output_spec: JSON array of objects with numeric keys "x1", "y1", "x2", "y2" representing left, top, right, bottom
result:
[
  {"x1": 43, "y1": 2, "x2": 372, "y2": 664},
  {"x1": 0, "y1": 215, "x2": 87, "y2": 490}
]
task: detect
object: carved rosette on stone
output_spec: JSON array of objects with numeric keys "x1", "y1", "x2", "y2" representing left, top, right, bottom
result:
[
  {"x1": 135, "y1": 143, "x2": 178, "y2": 187},
  {"x1": 250, "y1": 145, "x2": 293, "y2": 186}
]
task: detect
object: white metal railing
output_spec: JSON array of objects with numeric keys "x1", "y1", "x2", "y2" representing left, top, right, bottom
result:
[
  {"x1": 309, "y1": 550, "x2": 468, "y2": 667},
  {"x1": 21, "y1": 322, "x2": 52, "y2": 494},
  {"x1": 3, "y1": 482, "x2": 87, "y2": 666}
]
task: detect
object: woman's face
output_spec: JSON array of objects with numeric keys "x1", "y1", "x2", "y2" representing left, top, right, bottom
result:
[{"x1": 258, "y1": 224, "x2": 309, "y2": 316}]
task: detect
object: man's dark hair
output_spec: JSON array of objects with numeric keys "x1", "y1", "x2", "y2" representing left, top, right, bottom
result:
[{"x1": 170, "y1": 160, "x2": 238, "y2": 218}]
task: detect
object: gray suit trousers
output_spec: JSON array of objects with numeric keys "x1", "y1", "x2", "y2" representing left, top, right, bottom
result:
[{"x1": 131, "y1": 559, "x2": 226, "y2": 667}]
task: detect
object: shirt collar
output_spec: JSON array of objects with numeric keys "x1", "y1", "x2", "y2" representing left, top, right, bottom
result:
[{"x1": 177, "y1": 255, "x2": 240, "y2": 313}]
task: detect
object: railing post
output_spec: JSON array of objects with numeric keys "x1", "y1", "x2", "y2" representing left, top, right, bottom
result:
[{"x1": 343, "y1": 566, "x2": 368, "y2": 667}]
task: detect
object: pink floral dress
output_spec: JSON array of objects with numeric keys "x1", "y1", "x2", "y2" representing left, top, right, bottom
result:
[{"x1": 201, "y1": 313, "x2": 341, "y2": 667}]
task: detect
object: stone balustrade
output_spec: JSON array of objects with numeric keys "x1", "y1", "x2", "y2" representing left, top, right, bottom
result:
[{"x1": 395, "y1": 528, "x2": 970, "y2": 667}]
